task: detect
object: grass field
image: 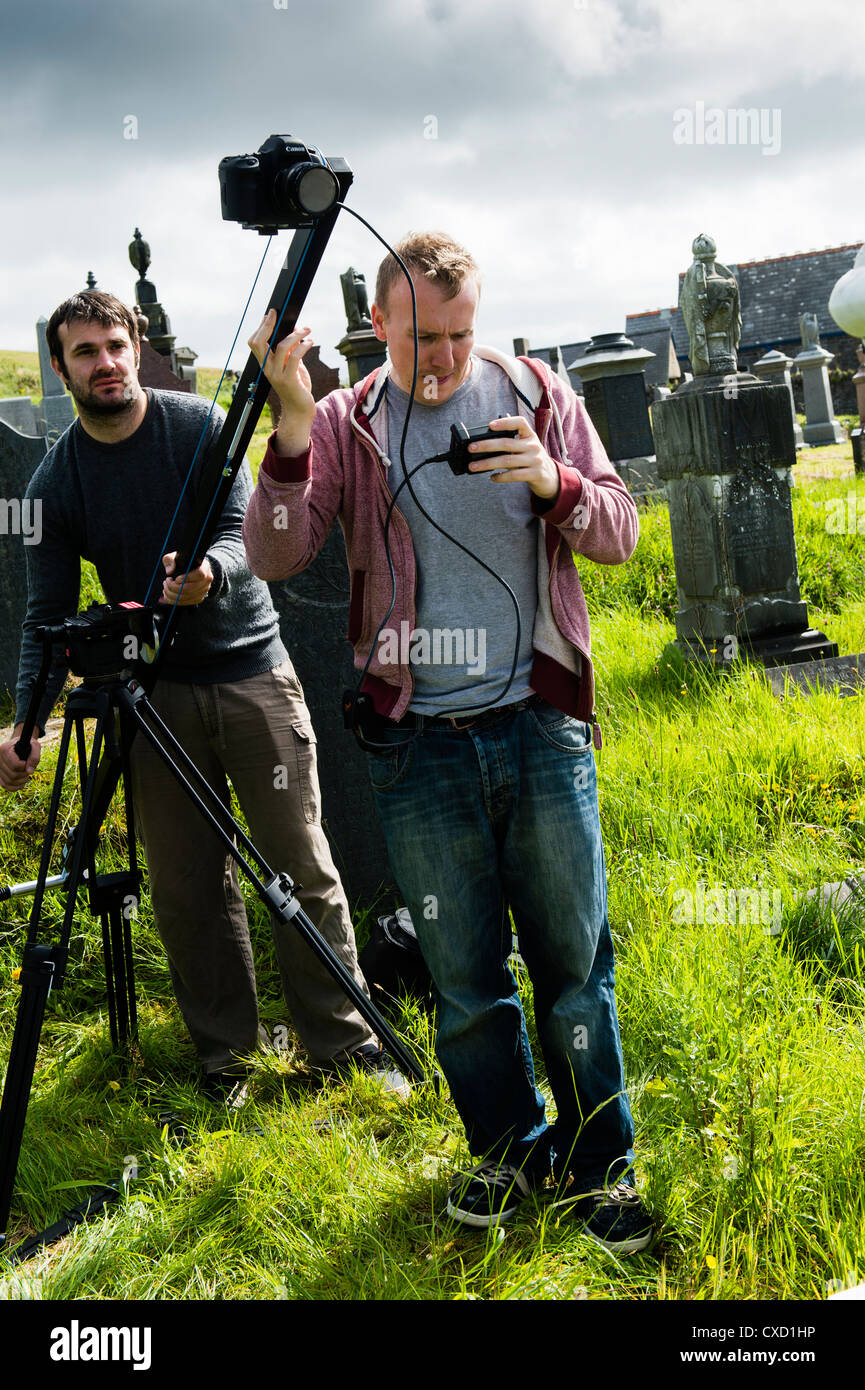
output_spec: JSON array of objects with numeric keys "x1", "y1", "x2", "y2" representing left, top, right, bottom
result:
[{"x1": 0, "y1": 385, "x2": 863, "y2": 1304}]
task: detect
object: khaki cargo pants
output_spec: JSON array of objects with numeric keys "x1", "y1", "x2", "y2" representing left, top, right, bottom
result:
[{"x1": 129, "y1": 659, "x2": 374, "y2": 1072}]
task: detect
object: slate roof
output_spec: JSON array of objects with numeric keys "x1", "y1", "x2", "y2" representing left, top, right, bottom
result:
[{"x1": 628, "y1": 243, "x2": 863, "y2": 360}]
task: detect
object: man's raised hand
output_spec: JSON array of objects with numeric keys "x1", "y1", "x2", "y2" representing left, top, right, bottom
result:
[{"x1": 248, "y1": 308, "x2": 316, "y2": 458}]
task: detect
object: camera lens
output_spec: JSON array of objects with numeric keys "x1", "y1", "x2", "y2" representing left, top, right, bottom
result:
[{"x1": 275, "y1": 163, "x2": 339, "y2": 219}]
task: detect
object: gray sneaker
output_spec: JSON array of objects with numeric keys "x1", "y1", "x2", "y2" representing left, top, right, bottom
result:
[{"x1": 330, "y1": 1043, "x2": 412, "y2": 1100}]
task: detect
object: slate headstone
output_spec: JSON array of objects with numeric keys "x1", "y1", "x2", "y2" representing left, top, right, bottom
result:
[
  {"x1": 265, "y1": 347, "x2": 396, "y2": 910},
  {"x1": 566, "y1": 334, "x2": 656, "y2": 460},
  {"x1": 654, "y1": 376, "x2": 836, "y2": 665},
  {"x1": 654, "y1": 235, "x2": 836, "y2": 667},
  {"x1": 0, "y1": 398, "x2": 40, "y2": 435},
  {"x1": 36, "y1": 317, "x2": 75, "y2": 441},
  {"x1": 0, "y1": 420, "x2": 46, "y2": 701}
]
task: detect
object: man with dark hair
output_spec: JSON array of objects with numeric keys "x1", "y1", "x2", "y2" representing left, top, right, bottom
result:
[
  {"x1": 0, "y1": 291, "x2": 408, "y2": 1104},
  {"x1": 242, "y1": 232, "x2": 653, "y2": 1251},
  {"x1": 45, "y1": 290, "x2": 141, "y2": 376}
]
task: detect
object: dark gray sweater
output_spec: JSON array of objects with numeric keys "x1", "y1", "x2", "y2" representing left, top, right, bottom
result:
[{"x1": 15, "y1": 389, "x2": 287, "y2": 728}]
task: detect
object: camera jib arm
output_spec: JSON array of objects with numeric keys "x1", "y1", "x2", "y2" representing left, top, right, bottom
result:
[{"x1": 174, "y1": 142, "x2": 353, "y2": 577}]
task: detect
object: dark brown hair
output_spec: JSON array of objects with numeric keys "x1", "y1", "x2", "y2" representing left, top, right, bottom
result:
[{"x1": 47, "y1": 290, "x2": 140, "y2": 373}]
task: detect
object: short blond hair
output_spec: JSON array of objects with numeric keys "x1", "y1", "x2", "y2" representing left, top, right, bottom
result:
[{"x1": 374, "y1": 231, "x2": 480, "y2": 314}]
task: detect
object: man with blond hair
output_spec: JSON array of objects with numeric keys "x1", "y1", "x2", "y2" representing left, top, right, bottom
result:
[{"x1": 243, "y1": 232, "x2": 652, "y2": 1250}]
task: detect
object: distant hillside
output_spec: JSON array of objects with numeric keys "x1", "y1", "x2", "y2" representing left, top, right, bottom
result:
[
  {"x1": 0, "y1": 351, "x2": 270, "y2": 473},
  {"x1": 0, "y1": 349, "x2": 42, "y2": 403}
]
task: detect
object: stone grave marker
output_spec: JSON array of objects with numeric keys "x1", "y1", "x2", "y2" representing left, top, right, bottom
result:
[
  {"x1": 35, "y1": 316, "x2": 75, "y2": 441},
  {"x1": 653, "y1": 233, "x2": 837, "y2": 667},
  {"x1": 751, "y1": 348, "x2": 803, "y2": 448},
  {"x1": 793, "y1": 313, "x2": 845, "y2": 445},
  {"x1": 567, "y1": 333, "x2": 661, "y2": 498},
  {"x1": 0, "y1": 399, "x2": 40, "y2": 434},
  {"x1": 336, "y1": 267, "x2": 386, "y2": 385},
  {"x1": 0, "y1": 421, "x2": 46, "y2": 701},
  {"x1": 265, "y1": 344, "x2": 396, "y2": 909}
]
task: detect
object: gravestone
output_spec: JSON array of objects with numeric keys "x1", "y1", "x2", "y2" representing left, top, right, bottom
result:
[
  {"x1": 513, "y1": 340, "x2": 571, "y2": 384},
  {"x1": 265, "y1": 348, "x2": 396, "y2": 910},
  {"x1": 137, "y1": 338, "x2": 191, "y2": 394},
  {"x1": 130, "y1": 228, "x2": 180, "y2": 370},
  {"x1": 0, "y1": 420, "x2": 46, "y2": 701},
  {"x1": 793, "y1": 313, "x2": 845, "y2": 445},
  {"x1": 335, "y1": 267, "x2": 386, "y2": 385},
  {"x1": 0, "y1": 399, "x2": 40, "y2": 435},
  {"x1": 763, "y1": 653, "x2": 865, "y2": 697},
  {"x1": 751, "y1": 349, "x2": 803, "y2": 448},
  {"x1": 35, "y1": 316, "x2": 75, "y2": 441},
  {"x1": 653, "y1": 234, "x2": 837, "y2": 667},
  {"x1": 567, "y1": 333, "x2": 660, "y2": 497},
  {"x1": 567, "y1": 334, "x2": 655, "y2": 457}
]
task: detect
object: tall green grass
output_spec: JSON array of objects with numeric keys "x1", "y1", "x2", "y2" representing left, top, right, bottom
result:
[{"x1": 1, "y1": 468, "x2": 864, "y2": 1300}]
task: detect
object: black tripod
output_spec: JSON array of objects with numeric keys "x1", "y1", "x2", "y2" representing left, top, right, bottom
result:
[{"x1": 0, "y1": 633, "x2": 429, "y2": 1259}]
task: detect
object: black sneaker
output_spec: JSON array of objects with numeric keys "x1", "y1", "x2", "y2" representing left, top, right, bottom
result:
[
  {"x1": 568, "y1": 1177, "x2": 653, "y2": 1255},
  {"x1": 445, "y1": 1161, "x2": 531, "y2": 1228},
  {"x1": 200, "y1": 1069, "x2": 251, "y2": 1112},
  {"x1": 329, "y1": 1043, "x2": 412, "y2": 1100}
]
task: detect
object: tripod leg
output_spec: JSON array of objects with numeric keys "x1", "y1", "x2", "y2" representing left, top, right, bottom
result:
[
  {"x1": 0, "y1": 950, "x2": 57, "y2": 1248},
  {"x1": 0, "y1": 692, "x2": 120, "y2": 1247},
  {"x1": 105, "y1": 905, "x2": 135, "y2": 1049}
]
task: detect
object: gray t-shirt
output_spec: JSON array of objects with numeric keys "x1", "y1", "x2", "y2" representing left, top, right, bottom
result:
[
  {"x1": 15, "y1": 389, "x2": 287, "y2": 729},
  {"x1": 383, "y1": 357, "x2": 538, "y2": 715}
]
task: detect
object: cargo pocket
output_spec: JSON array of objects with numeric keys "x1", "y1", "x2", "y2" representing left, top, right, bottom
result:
[{"x1": 291, "y1": 720, "x2": 321, "y2": 824}]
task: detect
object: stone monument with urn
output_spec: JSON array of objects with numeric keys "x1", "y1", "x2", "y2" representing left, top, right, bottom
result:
[{"x1": 652, "y1": 233, "x2": 836, "y2": 668}]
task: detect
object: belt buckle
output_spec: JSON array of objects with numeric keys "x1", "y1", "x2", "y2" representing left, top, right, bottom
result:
[{"x1": 446, "y1": 713, "x2": 478, "y2": 731}]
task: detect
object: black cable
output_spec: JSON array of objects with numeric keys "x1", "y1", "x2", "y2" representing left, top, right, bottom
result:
[{"x1": 335, "y1": 204, "x2": 523, "y2": 728}]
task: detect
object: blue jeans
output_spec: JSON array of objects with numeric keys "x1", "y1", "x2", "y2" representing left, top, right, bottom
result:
[{"x1": 366, "y1": 698, "x2": 635, "y2": 1183}]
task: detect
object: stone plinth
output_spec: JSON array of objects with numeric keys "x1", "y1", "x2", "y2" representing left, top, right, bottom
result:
[
  {"x1": 793, "y1": 345, "x2": 846, "y2": 445},
  {"x1": 567, "y1": 333, "x2": 655, "y2": 461},
  {"x1": 752, "y1": 349, "x2": 804, "y2": 448},
  {"x1": 763, "y1": 653, "x2": 865, "y2": 697},
  {"x1": 653, "y1": 374, "x2": 837, "y2": 667},
  {"x1": 336, "y1": 329, "x2": 386, "y2": 386}
]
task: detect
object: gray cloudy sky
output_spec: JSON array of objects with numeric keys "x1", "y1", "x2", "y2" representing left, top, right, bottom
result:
[{"x1": 2, "y1": 0, "x2": 864, "y2": 374}]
